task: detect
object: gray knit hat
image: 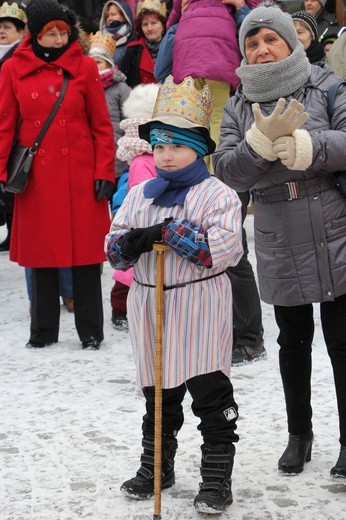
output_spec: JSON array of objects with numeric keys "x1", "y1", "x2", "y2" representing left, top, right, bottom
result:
[{"x1": 239, "y1": 3, "x2": 299, "y2": 59}]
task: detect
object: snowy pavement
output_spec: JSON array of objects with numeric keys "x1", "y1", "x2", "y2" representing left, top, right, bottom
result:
[{"x1": 0, "y1": 216, "x2": 345, "y2": 520}]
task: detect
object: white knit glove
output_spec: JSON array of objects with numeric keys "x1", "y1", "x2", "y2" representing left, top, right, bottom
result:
[
  {"x1": 252, "y1": 98, "x2": 309, "y2": 142},
  {"x1": 273, "y1": 130, "x2": 313, "y2": 170}
]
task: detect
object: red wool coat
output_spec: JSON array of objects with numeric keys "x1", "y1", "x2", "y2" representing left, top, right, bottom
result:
[{"x1": 0, "y1": 35, "x2": 115, "y2": 267}]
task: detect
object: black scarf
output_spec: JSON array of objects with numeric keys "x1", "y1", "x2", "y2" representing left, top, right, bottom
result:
[
  {"x1": 32, "y1": 28, "x2": 77, "y2": 63},
  {"x1": 306, "y1": 40, "x2": 326, "y2": 64}
]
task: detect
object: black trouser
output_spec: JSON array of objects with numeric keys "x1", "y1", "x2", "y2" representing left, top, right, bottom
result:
[
  {"x1": 274, "y1": 293, "x2": 346, "y2": 446},
  {"x1": 30, "y1": 264, "x2": 104, "y2": 344},
  {"x1": 226, "y1": 191, "x2": 263, "y2": 349},
  {"x1": 141, "y1": 371, "x2": 239, "y2": 446}
]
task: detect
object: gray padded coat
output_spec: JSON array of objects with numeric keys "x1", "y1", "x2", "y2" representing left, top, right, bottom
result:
[{"x1": 214, "y1": 63, "x2": 346, "y2": 306}]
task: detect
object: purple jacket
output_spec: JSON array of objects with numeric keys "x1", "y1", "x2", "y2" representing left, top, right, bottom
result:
[{"x1": 167, "y1": 0, "x2": 260, "y2": 90}]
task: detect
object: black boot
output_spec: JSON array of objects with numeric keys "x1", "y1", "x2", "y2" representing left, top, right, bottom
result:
[
  {"x1": 194, "y1": 443, "x2": 235, "y2": 514},
  {"x1": 330, "y1": 445, "x2": 346, "y2": 479},
  {"x1": 120, "y1": 434, "x2": 177, "y2": 499},
  {"x1": 278, "y1": 431, "x2": 313, "y2": 474}
]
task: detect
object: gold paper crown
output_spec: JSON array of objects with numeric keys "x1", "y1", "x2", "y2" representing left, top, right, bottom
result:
[
  {"x1": 89, "y1": 31, "x2": 116, "y2": 60},
  {"x1": 136, "y1": 0, "x2": 167, "y2": 17},
  {"x1": 0, "y1": 2, "x2": 26, "y2": 23},
  {"x1": 152, "y1": 76, "x2": 213, "y2": 129}
]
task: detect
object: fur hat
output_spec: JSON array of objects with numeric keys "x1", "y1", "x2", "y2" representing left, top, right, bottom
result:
[
  {"x1": 116, "y1": 83, "x2": 160, "y2": 164},
  {"x1": 292, "y1": 10, "x2": 318, "y2": 41},
  {"x1": 239, "y1": 2, "x2": 299, "y2": 59},
  {"x1": 122, "y1": 83, "x2": 160, "y2": 119},
  {"x1": 25, "y1": 0, "x2": 72, "y2": 38}
]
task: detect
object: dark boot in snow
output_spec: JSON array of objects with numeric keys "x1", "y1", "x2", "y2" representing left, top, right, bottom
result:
[
  {"x1": 120, "y1": 435, "x2": 177, "y2": 499},
  {"x1": 330, "y1": 445, "x2": 346, "y2": 479},
  {"x1": 194, "y1": 443, "x2": 235, "y2": 514}
]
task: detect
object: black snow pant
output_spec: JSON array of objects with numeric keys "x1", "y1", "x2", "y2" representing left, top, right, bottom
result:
[{"x1": 141, "y1": 371, "x2": 239, "y2": 445}]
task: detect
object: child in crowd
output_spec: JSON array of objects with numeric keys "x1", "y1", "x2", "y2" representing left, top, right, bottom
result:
[
  {"x1": 88, "y1": 31, "x2": 131, "y2": 179},
  {"x1": 110, "y1": 83, "x2": 159, "y2": 331},
  {"x1": 99, "y1": 0, "x2": 134, "y2": 66},
  {"x1": 105, "y1": 76, "x2": 243, "y2": 514}
]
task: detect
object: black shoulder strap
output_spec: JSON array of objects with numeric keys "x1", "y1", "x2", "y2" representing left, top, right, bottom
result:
[
  {"x1": 31, "y1": 72, "x2": 69, "y2": 152},
  {"x1": 326, "y1": 79, "x2": 346, "y2": 121}
]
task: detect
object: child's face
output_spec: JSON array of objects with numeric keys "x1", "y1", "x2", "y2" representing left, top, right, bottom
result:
[
  {"x1": 153, "y1": 144, "x2": 198, "y2": 171},
  {"x1": 106, "y1": 4, "x2": 125, "y2": 25},
  {"x1": 324, "y1": 42, "x2": 334, "y2": 54},
  {"x1": 91, "y1": 56, "x2": 111, "y2": 71}
]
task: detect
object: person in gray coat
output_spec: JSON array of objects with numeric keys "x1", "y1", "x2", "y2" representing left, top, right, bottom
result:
[{"x1": 213, "y1": 2, "x2": 346, "y2": 480}]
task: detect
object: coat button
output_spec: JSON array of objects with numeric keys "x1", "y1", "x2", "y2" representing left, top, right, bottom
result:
[
  {"x1": 56, "y1": 91, "x2": 61, "y2": 98},
  {"x1": 57, "y1": 68, "x2": 63, "y2": 75},
  {"x1": 34, "y1": 120, "x2": 41, "y2": 128},
  {"x1": 31, "y1": 92, "x2": 38, "y2": 99},
  {"x1": 313, "y1": 196, "x2": 318, "y2": 200},
  {"x1": 320, "y1": 242, "x2": 325, "y2": 247},
  {"x1": 59, "y1": 119, "x2": 66, "y2": 127},
  {"x1": 61, "y1": 148, "x2": 68, "y2": 155},
  {"x1": 38, "y1": 149, "x2": 45, "y2": 156},
  {"x1": 327, "y1": 291, "x2": 332, "y2": 296}
]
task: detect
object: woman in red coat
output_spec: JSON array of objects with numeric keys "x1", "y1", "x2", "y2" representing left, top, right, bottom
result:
[
  {"x1": 120, "y1": 0, "x2": 167, "y2": 88},
  {"x1": 0, "y1": 0, "x2": 116, "y2": 350}
]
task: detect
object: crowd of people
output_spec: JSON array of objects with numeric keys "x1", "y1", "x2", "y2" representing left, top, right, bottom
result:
[{"x1": 1, "y1": 0, "x2": 346, "y2": 515}]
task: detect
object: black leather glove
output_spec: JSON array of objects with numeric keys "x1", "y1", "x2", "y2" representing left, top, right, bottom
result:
[
  {"x1": 94, "y1": 180, "x2": 114, "y2": 201},
  {"x1": 121, "y1": 224, "x2": 163, "y2": 257}
]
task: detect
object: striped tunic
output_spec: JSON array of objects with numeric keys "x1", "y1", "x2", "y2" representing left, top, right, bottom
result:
[{"x1": 106, "y1": 176, "x2": 243, "y2": 388}]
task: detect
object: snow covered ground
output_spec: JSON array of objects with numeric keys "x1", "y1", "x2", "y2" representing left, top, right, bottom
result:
[{"x1": 0, "y1": 216, "x2": 345, "y2": 520}]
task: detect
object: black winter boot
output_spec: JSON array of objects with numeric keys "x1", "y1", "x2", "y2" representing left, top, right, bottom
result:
[
  {"x1": 194, "y1": 444, "x2": 235, "y2": 514},
  {"x1": 330, "y1": 445, "x2": 346, "y2": 479},
  {"x1": 278, "y1": 430, "x2": 313, "y2": 474},
  {"x1": 120, "y1": 435, "x2": 177, "y2": 499}
]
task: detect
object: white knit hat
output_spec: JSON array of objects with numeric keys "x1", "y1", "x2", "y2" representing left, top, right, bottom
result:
[{"x1": 116, "y1": 83, "x2": 160, "y2": 164}]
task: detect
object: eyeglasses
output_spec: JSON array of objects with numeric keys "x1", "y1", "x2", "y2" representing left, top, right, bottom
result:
[{"x1": 44, "y1": 31, "x2": 69, "y2": 39}]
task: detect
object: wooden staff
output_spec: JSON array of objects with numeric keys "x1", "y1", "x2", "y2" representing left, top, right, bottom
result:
[{"x1": 152, "y1": 243, "x2": 169, "y2": 520}]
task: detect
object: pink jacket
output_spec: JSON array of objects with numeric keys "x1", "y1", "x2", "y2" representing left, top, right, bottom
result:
[
  {"x1": 128, "y1": 153, "x2": 156, "y2": 191},
  {"x1": 112, "y1": 153, "x2": 156, "y2": 286},
  {"x1": 167, "y1": 0, "x2": 260, "y2": 90}
]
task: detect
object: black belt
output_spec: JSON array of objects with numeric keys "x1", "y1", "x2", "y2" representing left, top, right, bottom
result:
[
  {"x1": 134, "y1": 270, "x2": 226, "y2": 291},
  {"x1": 252, "y1": 175, "x2": 335, "y2": 203}
]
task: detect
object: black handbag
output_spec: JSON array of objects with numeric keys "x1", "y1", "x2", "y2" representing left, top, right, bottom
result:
[
  {"x1": 326, "y1": 80, "x2": 346, "y2": 196},
  {"x1": 5, "y1": 73, "x2": 69, "y2": 194}
]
